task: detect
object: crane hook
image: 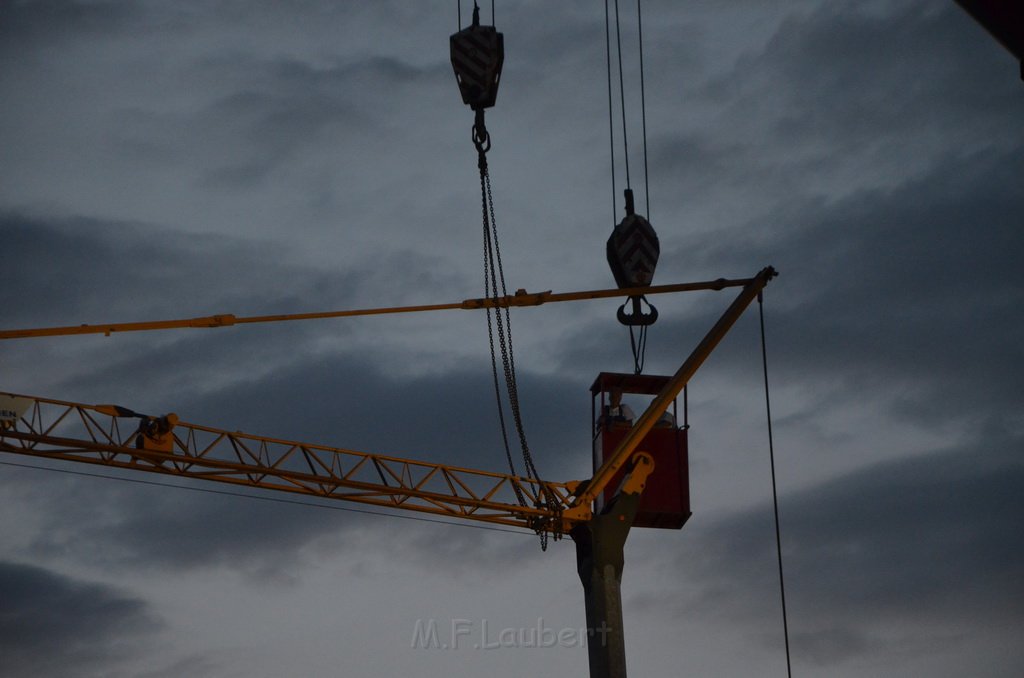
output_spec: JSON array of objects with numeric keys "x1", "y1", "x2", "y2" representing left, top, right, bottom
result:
[{"x1": 607, "y1": 189, "x2": 660, "y2": 326}]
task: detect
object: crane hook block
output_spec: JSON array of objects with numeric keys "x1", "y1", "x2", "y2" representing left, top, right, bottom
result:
[
  {"x1": 607, "y1": 189, "x2": 660, "y2": 326},
  {"x1": 450, "y1": 5, "x2": 504, "y2": 111},
  {"x1": 606, "y1": 190, "x2": 660, "y2": 290}
]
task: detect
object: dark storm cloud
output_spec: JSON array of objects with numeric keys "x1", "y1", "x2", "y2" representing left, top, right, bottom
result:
[
  {"x1": 647, "y1": 1, "x2": 1022, "y2": 250},
  {"x1": 22, "y1": 470, "x2": 355, "y2": 576},
  {"x1": 701, "y1": 1, "x2": 1018, "y2": 150},
  {"x1": 0, "y1": 560, "x2": 158, "y2": 677},
  {"x1": 0, "y1": 211, "x2": 341, "y2": 325},
  {"x1": 0, "y1": 208, "x2": 471, "y2": 433},
  {"x1": 0, "y1": 210, "x2": 461, "y2": 328},
  {"x1": 189, "y1": 54, "x2": 448, "y2": 189},
  {"x1": 665, "y1": 433, "x2": 1024, "y2": 665},
  {"x1": 0, "y1": 0, "x2": 138, "y2": 47},
  {"x1": 689, "y1": 144, "x2": 1024, "y2": 426},
  {"x1": 173, "y1": 348, "x2": 589, "y2": 477},
  {"x1": 756, "y1": 2, "x2": 1019, "y2": 139}
]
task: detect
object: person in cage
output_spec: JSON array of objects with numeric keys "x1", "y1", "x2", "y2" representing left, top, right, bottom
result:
[
  {"x1": 599, "y1": 387, "x2": 636, "y2": 428},
  {"x1": 134, "y1": 413, "x2": 179, "y2": 452}
]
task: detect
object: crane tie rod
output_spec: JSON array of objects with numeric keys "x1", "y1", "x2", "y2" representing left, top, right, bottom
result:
[{"x1": 0, "y1": 275, "x2": 757, "y2": 340}]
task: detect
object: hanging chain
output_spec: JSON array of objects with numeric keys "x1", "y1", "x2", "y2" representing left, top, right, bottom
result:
[
  {"x1": 475, "y1": 115, "x2": 560, "y2": 549},
  {"x1": 473, "y1": 110, "x2": 491, "y2": 154},
  {"x1": 480, "y1": 151, "x2": 525, "y2": 508}
]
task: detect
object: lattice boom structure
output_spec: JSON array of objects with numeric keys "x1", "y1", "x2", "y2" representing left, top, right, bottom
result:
[{"x1": 0, "y1": 393, "x2": 577, "y2": 531}]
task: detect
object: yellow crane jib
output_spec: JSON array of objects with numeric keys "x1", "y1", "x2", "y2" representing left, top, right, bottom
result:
[{"x1": 0, "y1": 392, "x2": 580, "y2": 532}]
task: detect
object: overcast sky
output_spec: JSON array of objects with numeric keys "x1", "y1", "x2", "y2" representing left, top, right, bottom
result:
[{"x1": 1, "y1": 1, "x2": 1022, "y2": 676}]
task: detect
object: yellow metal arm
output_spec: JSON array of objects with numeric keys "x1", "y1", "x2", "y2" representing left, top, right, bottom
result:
[
  {"x1": 1, "y1": 267, "x2": 775, "y2": 534},
  {"x1": 565, "y1": 266, "x2": 777, "y2": 521},
  {"x1": 0, "y1": 392, "x2": 578, "y2": 532},
  {"x1": 0, "y1": 276, "x2": 756, "y2": 340},
  {"x1": 618, "y1": 452, "x2": 655, "y2": 496}
]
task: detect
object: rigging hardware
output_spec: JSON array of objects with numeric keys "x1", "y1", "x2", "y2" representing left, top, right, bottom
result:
[
  {"x1": 607, "y1": 188, "x2": 660, "y2": 329},
  {"x1": 759, "y1": 293, "x2": 793, "y2": 678},
  {"x1": 451, "y1": 3, "x2": 503, "y2": 112},
  {"x1": 605, "y1": 1, "x2": 659, "y2": 376},
  {"x1": 451, "y1": 2, "x2": 503, "y2": 154},
  {"x1": 450, "y1": 3, "x2": 559, "y2": 549}
]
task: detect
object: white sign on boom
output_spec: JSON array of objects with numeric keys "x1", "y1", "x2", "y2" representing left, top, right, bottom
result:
[{"x1": 0, "y1": 394, "x2": 32, "y2": 425}]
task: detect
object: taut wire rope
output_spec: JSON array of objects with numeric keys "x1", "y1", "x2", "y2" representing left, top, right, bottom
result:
[
  {"x1": 607, "y1": 0, "x2": 654, "y2": 374},
  {"x1": 759, "y1": 292, "x2": 794, "y2": 677},
  {"x1": 604, "y1": 0, "x2": 617, "y2": 226},
  {"x1": 637, "y1": 0, "x2": 650, "y2": 217},
  {"x1": 613, "y1": 0, "x2": 632, "y2": 191}
]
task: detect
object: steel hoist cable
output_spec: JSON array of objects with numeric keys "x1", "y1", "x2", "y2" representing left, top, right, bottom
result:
[
  {"x1": 613, "y1": 0, "x2": 632, "y2": 193},
  {"x1": 637, "y1": 0, "x2": 650, "y2": 218},
  {"x1": 759, "y1": 292, "x2": 794, "y2": 677},
  {"x1": 604, "y1": 0, "x2": 618, "y2": 228},
  {"x1": 629, "y1": 324, "x2": 648, "y2": 374},
  {"x1": 605, "y1": 0, "x2": 658, "y2": 374}
]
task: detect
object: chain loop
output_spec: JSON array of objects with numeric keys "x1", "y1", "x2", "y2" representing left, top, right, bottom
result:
[
  {"x1": 476, "y1": 135, "x2": 561, "y2": 548},
  {"x1": 473, "y1": 110, "x2": 491, "y2": 155}
]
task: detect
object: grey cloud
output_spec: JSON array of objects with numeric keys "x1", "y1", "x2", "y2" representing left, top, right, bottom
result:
[
  {"x1": 0, "y1": 0, "x2": 139, "y2": 47},
  {"x1": 646, "y1": 0, "x2": 1024, "y2": 252},
  {"x1": 0, "y1": 448, "x2": 366, "y2": 577},
  {"x1": 133, "y1": 654, "x2": 226, "y2": 678},
  {"x1": 0, "y1": 210, "x2": 460, "y2": 327},
  {"x1": 27, "y1": 475, "x2": 354, "y2": 576},
  {"x1": 0, "y1": 560, "x2": 158, "y2": 678},
  {"x1": 1, "y1": 209, "x2": 472, "y2": 424},
  {"x1": 787, "y1": 626, "x2": 872, "y2": 666},
  {"x1": 670, "y1": 434, "x2": 1024, "y2": 664},
  {"x1": 641, "y1": 143, "x2": 1024, "y2": 431},
  {"x1": 728, "y1": 2, "x2": 1016, "y2": 147},
  {"x1": 0, "y1": 212, "x2": 301, "y2": 323},
  {"x1": 172, "y1": 350, "x2": 589, "y2": 478},
  {"x1": 189, "y1": 55, "x2": 447, "y2": 189}
]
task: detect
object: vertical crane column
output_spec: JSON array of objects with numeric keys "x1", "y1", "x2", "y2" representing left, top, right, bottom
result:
[
  {"x1": 571, "y1": 452, "x2": 652, "y2": 678},
  {"x1": 571, "y1": 492, "x2": 638, "y2": 678}
]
